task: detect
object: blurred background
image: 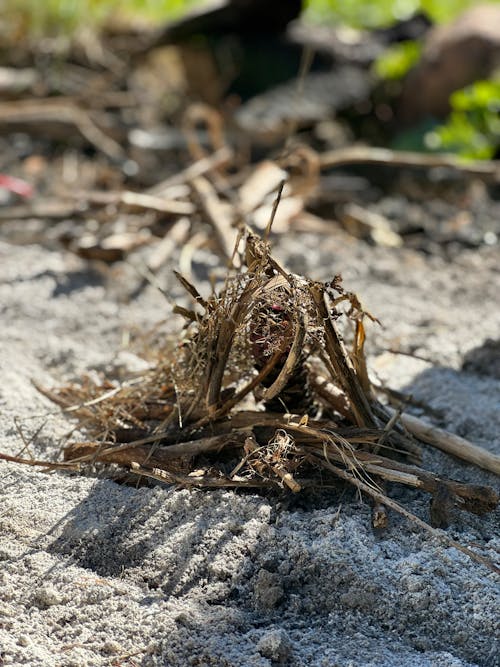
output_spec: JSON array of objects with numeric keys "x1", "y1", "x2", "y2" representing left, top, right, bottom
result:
[{"x1": 0, "y1": 0, "x2": 499, "y2": 261}]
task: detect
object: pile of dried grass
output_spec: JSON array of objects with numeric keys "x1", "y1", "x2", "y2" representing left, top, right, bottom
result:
[{"x1": 4, "y1": 229, "x2": 498, "y2": 571}]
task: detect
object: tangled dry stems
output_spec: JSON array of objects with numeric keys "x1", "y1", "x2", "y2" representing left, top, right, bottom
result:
[{"x1": 6, "y1": 230, "x2": 499, "y2": 572}]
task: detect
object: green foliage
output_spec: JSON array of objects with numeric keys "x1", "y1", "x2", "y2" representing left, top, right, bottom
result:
[
  {"x1": 419, "y1": 0, "x2": 478, "y2": 24},
  {"x1": 111, "y1": 0, "x2": 200, "y2": 23},
  {"x1": 374, "y1": 40, "x2": 421, "y2": 80},
  {"x1": 304, "y1": 0, "x2": 418, "y2": 28},
  {"x1": 303, "y1": 0, "x2": 499, "y2": 28},
  {"x1": 426, "y1": 80, "x2": 500, "y2": 159},
  {"x1": 4, "y1": 0, "x2": 500, "y2": 42},
  {"x1": 5, "y1": 0, "x2": 108, "y2": 37},
  {"x1": 0, "y1": 0, "x2": 199, "y2": 40},
  {"x1": 5, "y1": 0, "x2": 500, "y2": 41}
]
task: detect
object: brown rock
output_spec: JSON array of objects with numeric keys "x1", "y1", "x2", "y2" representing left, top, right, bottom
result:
[{"x1": 400, "y1": 4, "x2": 500, "y2": 122}]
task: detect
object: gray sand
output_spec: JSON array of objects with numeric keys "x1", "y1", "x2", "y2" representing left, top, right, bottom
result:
[{"x1": 1, "y1": 236, "x2": 499, "y2": 666}]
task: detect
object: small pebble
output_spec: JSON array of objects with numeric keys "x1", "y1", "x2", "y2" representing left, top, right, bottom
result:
[
  {"x1": 102, "y1": 640, "x2": 121, "y2": 655},
  {"x1": 257, "y1": 629, "x2": 291, "y2": 663}
]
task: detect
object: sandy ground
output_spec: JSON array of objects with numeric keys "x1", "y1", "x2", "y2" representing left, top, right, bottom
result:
[{"x1": 1, "y1": 232, "x2": 499, "y2": 667}]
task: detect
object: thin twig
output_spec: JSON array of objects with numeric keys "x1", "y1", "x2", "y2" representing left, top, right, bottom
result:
[
  {"x1": 264, "y1": 178, "x2": 286, "y2": 241},
  {"x1": 64, "y1": 433, "x2": 243, "y2": 466},
  {"x1": 393, "y1": 410, "x2": 500, "y2": 476},
  {"x1": 0, "y1": 451, "x2": 80, "y2": 471},
  {"x1": 191, "y1": 176, "x2": 240, "y2": 261},
  {"x1": 147, "y1": 147, "x2": 233, "y2": 195},
  {"x1": 320, "y1": 146, "x2": 500, "y2": 181},
  {"x1": 313, "y1": 450, "x2": 499, "y2": 574},
  {"x1": 0, "y1": 100, "x2": 125, "y2": 160},
  {"x1": 130, "y1": 462, "x2": 274, "y2": 488}
]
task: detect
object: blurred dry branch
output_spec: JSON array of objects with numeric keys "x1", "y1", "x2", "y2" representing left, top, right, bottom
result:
[
  {"x1": 0, "y1": 99, "x2": 126, "y2": 161},
  {"x1": 320, "y1": 146, "x2": 500, "y2": 182}
]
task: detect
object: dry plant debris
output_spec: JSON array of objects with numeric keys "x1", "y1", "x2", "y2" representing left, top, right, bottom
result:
[
  {"x1": 1, "y1": 16, "x2": 500, "y2": 264},
  {"x1": 5, "y1": 229, "x2": 498, "y2": 573}
]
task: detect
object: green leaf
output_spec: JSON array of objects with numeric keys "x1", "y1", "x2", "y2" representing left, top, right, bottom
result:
[
  {"x1": 374, "y1": 40, "x2": 421, "y2": 80},
  {"x1": 429, "y1": 79, "x2": 500, "y2": 159}
]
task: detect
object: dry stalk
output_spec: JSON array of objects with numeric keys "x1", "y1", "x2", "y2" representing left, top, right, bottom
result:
[
  {"x1": 312, "y1": 450, "x2": 499, "y2": 575},
  {"x1": 319, "y1": 146, "x2": 500, "y2": 182},
  {"x1": 0, "y1": 99, "x2": 125, "y2": 161},
  {"x1": 308, "y1": 283, "x2": 375, "y2": 428},
  {"x1": 394, "y1": 410, "x2": 500, "y2": 476}
]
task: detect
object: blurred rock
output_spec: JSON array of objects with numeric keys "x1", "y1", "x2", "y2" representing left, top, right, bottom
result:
[
  {"x1": 235, "y1": 67, "x2": 372, "y2": 140},
  {"x1": 400, "y1": 3, "x2": 500, "y2": 122}
]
